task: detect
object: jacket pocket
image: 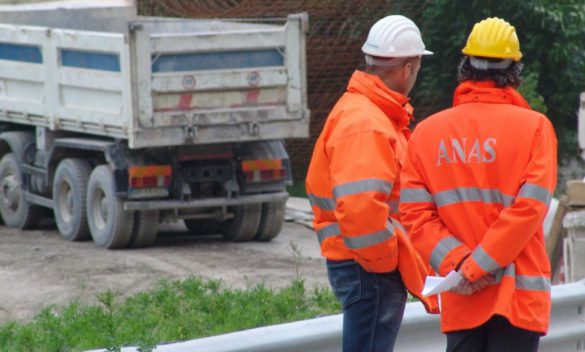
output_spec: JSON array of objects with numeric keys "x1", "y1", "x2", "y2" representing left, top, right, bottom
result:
[{"x1": 326, "y1": 259, "x2": 362, "y2": 309}]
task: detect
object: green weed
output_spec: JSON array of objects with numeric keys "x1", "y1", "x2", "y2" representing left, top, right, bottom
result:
[
  {"x1": 286, "y1": 181, "x2": 307, "y2": 198},
  {"x1": 0, "y1": 277, "x2": 340, "y2": 352}
]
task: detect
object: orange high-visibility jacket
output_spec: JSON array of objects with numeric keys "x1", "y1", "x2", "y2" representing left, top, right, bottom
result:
[
  {"x1": 400, "y1": 80, "x2": 557, "y2": 334},
  {"x1": 306, "y1": 70, "x2": 438, "y2": 314}
]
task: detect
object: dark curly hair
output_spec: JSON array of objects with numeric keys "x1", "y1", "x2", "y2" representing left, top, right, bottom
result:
[{"x1": 457, "y1": 56, "x2": 523, "y2": 88}]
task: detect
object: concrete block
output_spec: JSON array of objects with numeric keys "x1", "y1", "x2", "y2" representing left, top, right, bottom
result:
[
  {"x1": 562, "y1": 210, "x2": 585, "y2": 282},
  {"x1": 564, "y1": 237, "x2": 585, "y2": 283},
  {"x1": 566, "y1": 180, "x2": 585, "y2": 206},
  {"x1": 563, "y1": 210, "x2": 585, "y2": 237}
]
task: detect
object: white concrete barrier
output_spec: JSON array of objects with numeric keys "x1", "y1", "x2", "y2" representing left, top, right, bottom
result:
[
  {"x1": 88, "y1": 280, "x2": 585, "y2": 352},
  {"x1": 563, "y1": 211, "x2": 585, "y2": 282}
]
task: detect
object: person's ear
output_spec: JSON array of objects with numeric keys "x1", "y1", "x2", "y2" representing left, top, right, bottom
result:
[{"x1": 403, "y1": 62, "x2": 412, "y2": 78}]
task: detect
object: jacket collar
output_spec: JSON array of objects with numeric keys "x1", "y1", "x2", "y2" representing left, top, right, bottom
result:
[
  {"x1": 453, "y1": 80, "x2": 532, "y2": 109},
  {"x1": 347, "y1": 70, "x2": 413, "y2": 129}
]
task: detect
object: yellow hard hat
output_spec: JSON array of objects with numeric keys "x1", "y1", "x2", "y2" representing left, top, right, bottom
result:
[{"x1": 462, "y1": 17, "x2": 522, "y2": 61}]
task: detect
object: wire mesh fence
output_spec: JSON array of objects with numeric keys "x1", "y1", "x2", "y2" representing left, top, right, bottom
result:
[{"x1": 138, "y1": 0, "x2": 428, "y2": 181}]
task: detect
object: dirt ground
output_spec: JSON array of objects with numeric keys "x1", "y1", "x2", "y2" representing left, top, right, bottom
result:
[{"x1": 0, "y1": 220, "x2": 328, "y2": 323}]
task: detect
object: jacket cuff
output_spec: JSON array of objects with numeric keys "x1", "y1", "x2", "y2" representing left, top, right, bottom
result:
[
  {"x1": 460, "y1": 256, "x2": 488, "y2": 283},
  {"x1": 438, "y1": 246, "x2": 472, "y2": 277}
]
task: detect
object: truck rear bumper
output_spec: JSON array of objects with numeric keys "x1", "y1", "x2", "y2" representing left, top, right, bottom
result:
[{"x1": 123, "y1": 191, "x2": 289, "y2": 211}]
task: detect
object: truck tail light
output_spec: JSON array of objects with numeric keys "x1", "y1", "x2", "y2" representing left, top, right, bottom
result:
[
  {"x1": 241, "y1": 159, "x2": 285, "y2": 182},
  {"x1": 129, "y1": 165, "x2": 171, "y2": 189}
]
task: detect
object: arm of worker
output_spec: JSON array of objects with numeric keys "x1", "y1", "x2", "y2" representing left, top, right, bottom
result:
[
  {"x1": 459, "y1": 118, "x2": 557, "y2": 283},
  {"x1": 327, "y1": 129, "x2": 399, "y2": 273},
  {"x1": 399, "y1": 131, "x2": 473, "y2": 277}
]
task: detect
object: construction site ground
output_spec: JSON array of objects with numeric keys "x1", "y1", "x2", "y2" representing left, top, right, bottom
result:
[{"x1": 0, "y1": 210, "x2": 326, "y2": 324}]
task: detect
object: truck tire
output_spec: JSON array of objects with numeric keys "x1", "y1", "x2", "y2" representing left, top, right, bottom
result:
[
  {"x1": 87, "y1": 165, "x2": 134, "y2": 249},
  {"x1": 0, "y1": 153, "x2": 42, "y2": 229},
  {"x1": 184, "y1": 219, "x2": 219, "y2": 235},
  {"x1": 128, "y1": 210, "x2": 159, "y2": 248},
  {"x1": 220, "y1": 204, "x2": 261, "y2": 242},
  {"x1": 254, "y1": 200, "x2": 286, "y2": 241},
  {"x1": 53, "y1": 158, "x2": 92, "y2": 241}
]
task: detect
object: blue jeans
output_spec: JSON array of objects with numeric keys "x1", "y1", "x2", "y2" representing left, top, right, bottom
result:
[{"x1": 327, "y1": 259, "x2": 407, "y2": 352}]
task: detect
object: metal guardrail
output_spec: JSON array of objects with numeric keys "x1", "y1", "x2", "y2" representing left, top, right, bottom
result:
[{"x1": 88, "y1": 280, "x2": 585, "y2": 352}]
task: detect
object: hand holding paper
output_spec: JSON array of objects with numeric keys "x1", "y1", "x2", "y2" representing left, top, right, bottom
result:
[
  {"x1": 422, "y1": 270, "x2": 464, "y2": 296},
  {"x1": 423, "y1": 271, "x2": 497, "y2": 296}
]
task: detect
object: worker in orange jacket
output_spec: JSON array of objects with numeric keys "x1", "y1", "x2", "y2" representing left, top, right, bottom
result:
[
  {"x1": 306, "y1": 15, "x2": 437, "y2": 352},
  {"x1": 399, "y1": 17, "x2": 556, "y2": 352}
]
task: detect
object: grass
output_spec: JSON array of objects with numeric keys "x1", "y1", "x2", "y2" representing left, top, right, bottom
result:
[
  {"x1": 0, "y1": 277, "x2": 340, "y2": 352},
  {"x1": 286, "y1": 181, "x2": 307, "y2": 198}
]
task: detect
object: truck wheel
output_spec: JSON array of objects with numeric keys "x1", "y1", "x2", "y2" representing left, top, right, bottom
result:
[
  {"x1": 0, "y1": 153, "x2": 42, "y2": 229},
  {"x1": 254, "y1": 200, "x2": 286, "y2": 241},
  {"x1": 87, "y1": 165, "x2": 134, "y2": 249},
  {"x1": 220, "y1": 204, "x2": 261, "y2": 242},
  {"x1": 184, "y1": 219, "x2": 219, "y2": 235},
  {"x1": 53, "y1": 159, "x2": 92, "y2": 241},
  {"x1": 128, "y1": 210, "x2": 159, "y2": 248}
]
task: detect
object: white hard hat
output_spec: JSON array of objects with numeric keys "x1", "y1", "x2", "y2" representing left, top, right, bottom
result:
[{"x1": 362, "y1": 15, "x2": 433, "y2": 58}]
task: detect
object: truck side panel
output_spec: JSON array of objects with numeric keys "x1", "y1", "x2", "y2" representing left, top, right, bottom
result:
[
  {"x1": 0, "y1": 26, "x2": 47, "y2": 122},
  {"x1": 49, "y1": 29, "x2": 131, "y2": 137},
  {"x1": 0, "y1": 24, "x2": 132, "y2": 138}
]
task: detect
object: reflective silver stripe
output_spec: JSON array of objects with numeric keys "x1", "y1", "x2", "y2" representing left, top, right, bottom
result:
[
  {"x1": 489, "y1": 265, "x2": 550, "y2": 291},
  {"x1": 390, "y1": 218, "x2": 407, "y2": 234},
  {"x1": 343, "y1": 220, "x2": 394, "y2": 249},
  {"x1": 309, "y1": 179, "x2": 394, "y2": 212},
  {"x1": 518, "y1": 183, "x2": 552, "y2": 205},
  {"x1": 317, "y1": 223, "x2": 340, "y2": 245},
  {"x1": 434, "y1": 188, "x2": 514, "y2": 208},
  {"x1": 471, "y1": 246, "x2": 501, "y2": 273},
  {"x1": 333, "y1": 179, "x2": 392, "y2": 198},
  {"x1": 388, "y1": 200, "x2": 399, "y2": 214},
  {"x1": 504, "y1": 264, "x2": 516, "y2": 277},
  {"x1": 516, "y1": 275, "x2": 551, "y2": 291},
  {"x1": 429, "y1": 236, "x2": 464, "y2": 272},
  {"x1": 400, "y1": 188, "x2": 433, "y2": 203},
  {"x1": 307, "y1": 194, "x2": 336, "y2": 211},
  {"x1": 493, "y1": 264, "x2": 516, "y2": 283}
]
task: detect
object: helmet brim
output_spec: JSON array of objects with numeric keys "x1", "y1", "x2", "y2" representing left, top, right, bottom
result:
[
  {"x1": 462, "y1": 49, "x2": 522, "y2": 61},
  {"x1": 362, "y1": 48, "x2": 434, "y2": 57}
]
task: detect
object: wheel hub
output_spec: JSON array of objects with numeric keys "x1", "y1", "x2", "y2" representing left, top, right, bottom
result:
[
  {"x1": 100, "y1": 198, "x2": 108, "y2": 220},
  {"x1": 92, "y1": 189, "x2": 109, "y2": 231},
  {"x1": 1, "y1": 173, "x2": 20, "y2": 211},
  {"x1": 58, "y1": 181, "x2": 74, "y2": 223}
]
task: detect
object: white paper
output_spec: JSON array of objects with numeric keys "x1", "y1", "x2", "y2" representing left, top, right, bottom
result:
[{"x1": 422, "y1": 270, "x2": 464, "y2": 296}]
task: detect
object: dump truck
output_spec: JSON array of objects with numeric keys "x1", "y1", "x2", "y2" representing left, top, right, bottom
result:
[{"x1": 0, "y1": 4, "x2": 309, "y2": 248}]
